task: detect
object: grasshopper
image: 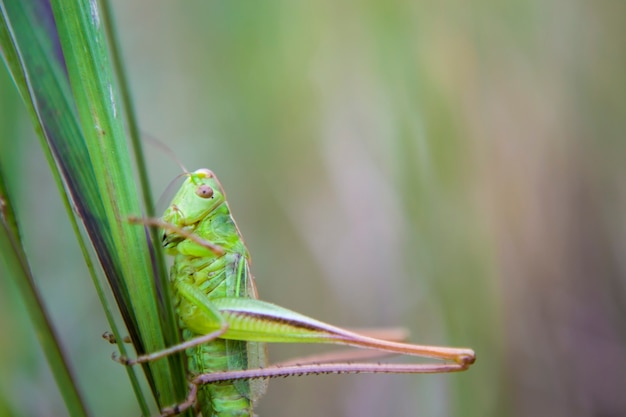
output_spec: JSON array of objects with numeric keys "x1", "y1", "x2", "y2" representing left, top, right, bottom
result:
[{"x1": 121, "y1": 168, "x2": 475, "y2": 416}]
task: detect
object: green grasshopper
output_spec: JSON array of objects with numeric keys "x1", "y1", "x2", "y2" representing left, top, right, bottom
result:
[{"x1": 123, "y1": 168, "x2": 475, "y2": 417}]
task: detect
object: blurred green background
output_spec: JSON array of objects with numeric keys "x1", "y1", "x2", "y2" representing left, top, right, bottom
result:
[{"x1": 1, "y1": 0, "x2": 626, "y2": 416}]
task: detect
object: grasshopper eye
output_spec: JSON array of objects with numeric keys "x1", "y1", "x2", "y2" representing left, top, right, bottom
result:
[{"x1": 196, "y1": 185, "x2": 214, "y2": 199}]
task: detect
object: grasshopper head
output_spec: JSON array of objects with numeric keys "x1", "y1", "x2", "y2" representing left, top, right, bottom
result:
[{"x1": 162, "y1": 168, "x2": 226, "y2": 227}]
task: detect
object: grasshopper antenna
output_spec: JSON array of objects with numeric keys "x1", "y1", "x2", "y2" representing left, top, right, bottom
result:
[
  {"x1": 141, "y1": 132, "x2": 193, "y2": 212},
  {"x1": 142, "y1": 131, "x2": 190, "y2": 175}
]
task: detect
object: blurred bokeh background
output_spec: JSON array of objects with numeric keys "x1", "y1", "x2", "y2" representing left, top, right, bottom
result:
[{"x1": 2, "y1": 0, "x2": 626, "y2": 416}]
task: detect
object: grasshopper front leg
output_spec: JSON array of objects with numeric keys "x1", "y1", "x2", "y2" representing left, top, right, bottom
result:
[{"x1": 114, "y1": 282, "x2": 229, "y2": 366}]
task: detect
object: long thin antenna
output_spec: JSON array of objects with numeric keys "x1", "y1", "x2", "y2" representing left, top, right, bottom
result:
[{"x1": 142, "y1": 131, "x2": 189, "y2": 174}]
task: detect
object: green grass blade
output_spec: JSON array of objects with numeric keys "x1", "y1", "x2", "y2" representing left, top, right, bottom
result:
[
  {"x1": 0, "y1": 0, "x2": 150, "y2": 414},
  {"x1": 0, "y1": 166, "x2": 89, "y2": 417},
  {"x1": 1, "y1": 0, "x2": 188, "y2": 413},
  {"x1": 49, "y1": 0, "x2": 188, "y2": 410},
  {"x1": 2, "y1": 1, "x2": 152, "y2": 410},
  {"x1": 99, "y1": 0, "x2": 184, "y2": 390}
]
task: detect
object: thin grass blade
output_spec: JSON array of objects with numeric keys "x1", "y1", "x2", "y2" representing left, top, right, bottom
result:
[{"x1": 0, "y1": 164, "x2": 89, "y2": 417}]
